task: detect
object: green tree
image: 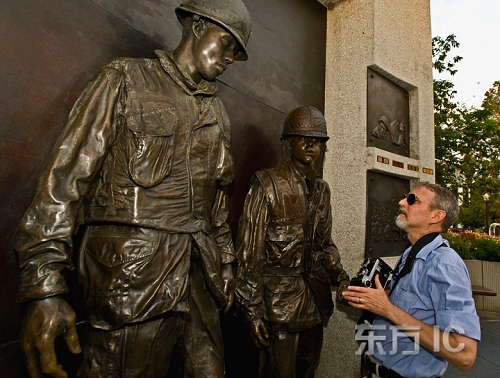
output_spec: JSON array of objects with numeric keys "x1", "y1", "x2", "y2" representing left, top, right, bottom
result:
[
  {"x1": 433, "y1": 35, "x2": 463, "y2": 195},
  {"x1": 433, "y1": 35, "x2": 500, "y2": 229},
  {"x1": 482, "y1": 80, "x2": 500, "y2": 123}
]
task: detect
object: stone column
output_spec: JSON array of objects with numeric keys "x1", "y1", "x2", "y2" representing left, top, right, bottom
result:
[{"x1": 317, "y1": 0, "x2": 434, "y2": 377}]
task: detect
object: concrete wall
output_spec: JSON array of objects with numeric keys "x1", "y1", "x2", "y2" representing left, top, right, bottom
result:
[
  {"x1": 465, "y1": 260, "x2": 500, "y2": 312},
  {"x1": 318, "y1": 0, "x2": 434, "y2": 376}
]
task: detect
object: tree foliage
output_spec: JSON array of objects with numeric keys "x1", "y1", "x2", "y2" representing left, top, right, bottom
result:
[
  {"x1": 433, "y1": 35, "x2": 500, "y2": 229},
  {"x1": 483, "y1": 80, "x2": 500, "y2": 123}
]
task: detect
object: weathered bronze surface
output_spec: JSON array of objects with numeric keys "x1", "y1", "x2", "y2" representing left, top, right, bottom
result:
[
  {"x1": 13, "y1": 0, "x2": 251, "y2": 376},
  {"x1": 235, "y1": 106, "x2": 350, "y2": 378},
  {"x1": 1, "y1": 0, "x2": 327, "y2": 376},
  {"x1": 367, "y1": 68, "x2": 410, "y2": 157},
  {"x1": 365, "y1": 171, "x2": 410, "y2": 258}
]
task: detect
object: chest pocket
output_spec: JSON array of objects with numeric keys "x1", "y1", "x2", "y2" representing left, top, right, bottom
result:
[
  {"x1": 267, "y1": 218, "x2": 304, "y2": 262},
  {"x1": 267, "y1": 219, "x2": 303, "y2": 242},
  {"x1": 391, "y1": 277, "x2": 421, "y2": 310},
  {"x1": 126, "y1": 106, "x2": 177, "y2": 188}
]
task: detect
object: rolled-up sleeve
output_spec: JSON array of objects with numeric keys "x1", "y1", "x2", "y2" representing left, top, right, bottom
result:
[{"x1": 14, "y1": 65, "x2": 124, "y2": 303}]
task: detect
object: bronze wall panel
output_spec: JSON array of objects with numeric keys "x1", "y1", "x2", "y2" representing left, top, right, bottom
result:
[
  {"x1": 90, "y1": 0, "x2": 327, "y2": 113},
  {"x1": 365, "y1": 171, "x2": 410, "y2": 258},
  {"x1": 0, "y1": 0, "x2": 326, "y2": 376}
]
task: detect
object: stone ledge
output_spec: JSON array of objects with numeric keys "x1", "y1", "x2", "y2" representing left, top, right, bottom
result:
[{"x1": 472, "y1": 285, "x2": 497, "y2": 297}]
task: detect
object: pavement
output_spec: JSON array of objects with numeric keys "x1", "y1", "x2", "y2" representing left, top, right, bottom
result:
[{"x1": 443, "y1": 310, "x2": 500, "y2": 377}]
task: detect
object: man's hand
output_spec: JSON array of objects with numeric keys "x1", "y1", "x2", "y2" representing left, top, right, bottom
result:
[
  {"x1": 248, "y1": 319, "x2": 270, "y2": 348},
  {"x1": 20, "y1": 296, "x2": 81, "y2": 378},
  {"x1": 221, "y1": 263, "x2": 235, "y2": 314},
  {"x1": 341, "y1": 274, "x2": 393, "y2": 317}
]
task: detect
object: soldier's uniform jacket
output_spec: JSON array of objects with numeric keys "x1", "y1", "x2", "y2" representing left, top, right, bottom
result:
[
  {"x1": 14, "y1": 49, "x2": 235, "y2": 330},
  {"x1": 235, "y1": 160, "x2": 349, "y2": 332}
]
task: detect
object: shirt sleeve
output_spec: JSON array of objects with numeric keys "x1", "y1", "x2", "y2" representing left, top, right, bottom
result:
[
  {"x1": 425, "y1": 251, "x2": 481, "y2": 341},
  {"x1": 234, "y1": 178, "x2": 270, "y2": 322},
  {"x1": 13, "y1": 64, "x2": 125, "y2": 303}
]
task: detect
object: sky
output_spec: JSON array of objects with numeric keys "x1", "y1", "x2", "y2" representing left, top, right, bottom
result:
[{"x1": 430, "y1": 0, "x2": 500, "y2": 108}]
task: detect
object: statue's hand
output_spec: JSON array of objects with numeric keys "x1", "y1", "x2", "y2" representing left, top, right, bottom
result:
[
  {"x1": 336, "y1": 280, "x2": 350, "y2": 304},
  {"x1": 248, "y1": 319, "x2": 270, "y2": 348},
  {"x1": 221, "y1": 263, "x2": 235, "y2": 314},
  {"x1": 21, "y1": 296, "x2": 81, "y2": 378}
]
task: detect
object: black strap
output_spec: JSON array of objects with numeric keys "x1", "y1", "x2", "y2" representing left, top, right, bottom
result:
[
  {"x1": 389, "y1": 232, "x2": 440, "y2": 296},
  {"x1": 363, "y1": 354, "x2": 404, "y2": 378}
]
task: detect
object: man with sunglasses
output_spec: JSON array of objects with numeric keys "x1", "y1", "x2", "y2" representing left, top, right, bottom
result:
[{"x1": 343, "y1": 182, "x2": 480, "y2": 378}]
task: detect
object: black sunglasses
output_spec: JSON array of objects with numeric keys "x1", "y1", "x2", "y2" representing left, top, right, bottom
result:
[{"x1": 402, "y1": 193, "x2": 433, "y2": 207}]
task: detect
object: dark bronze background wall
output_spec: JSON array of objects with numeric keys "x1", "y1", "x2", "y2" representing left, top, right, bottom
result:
[{"x1": 0, "y1": 0, "x2": 326, "y2": 375}]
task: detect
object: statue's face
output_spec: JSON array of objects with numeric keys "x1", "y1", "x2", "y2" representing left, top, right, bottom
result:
[
  {"x1": 192, "y1": 22, "x2": 239, "y2": 81},
  {"x1": 287, "y1": 136, "x2": 322, "y2": 168}
]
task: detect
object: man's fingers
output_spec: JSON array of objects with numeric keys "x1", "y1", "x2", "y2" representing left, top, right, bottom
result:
[
  {"x1": 62, "y1": 324, "x2": 82, "y2": 355},
  {"x1": 37, "y1": 337, "x2": 67, "y2": 378},
  {"x1": 22, "y1": 339, "x2": 43, "y2": 378},
  {"x1": 257, "y1": 322, "x2": 270, "y2": 347},
  {"x1": 258, "y1": 322, "x2": 269, "y2": 340},
  {"x1": 255, "y1": 332, "x2": 270, "y2": 348},
  {"x1": 374, "y1": 274, "x2": 383, "y2": 289},
  {"x1": 223, "y1": 291, "x2": 234, "y2": 314}
]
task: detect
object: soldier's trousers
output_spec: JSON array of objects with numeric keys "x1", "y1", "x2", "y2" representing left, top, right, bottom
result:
[
  {"x1": 78, "y1": 257, "x2": 225, "y2": 378},
  {"x1": 259, "y1": 323, "x2": 324, "y2": 378}
]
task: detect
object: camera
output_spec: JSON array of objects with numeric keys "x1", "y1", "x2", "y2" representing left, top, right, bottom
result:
[{"x1": 350, "y1": 258, "x2": 393, "y2": 289}]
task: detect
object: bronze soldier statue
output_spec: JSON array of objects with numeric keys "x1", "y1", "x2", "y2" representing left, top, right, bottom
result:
[
  {"x1": 235, "y1": 105, "x2": 350, "y2": 378},
  {"x1": 13, "y1": 0, "x2": 251, "y2": 376}
]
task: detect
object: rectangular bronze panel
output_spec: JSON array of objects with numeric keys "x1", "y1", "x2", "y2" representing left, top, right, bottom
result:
[
  {"x1": 367, "y1": 68, "x2": 410, "y2": 157},
  {"x1": 365, "y1": 171, "x2": 410, "y2": 258}
]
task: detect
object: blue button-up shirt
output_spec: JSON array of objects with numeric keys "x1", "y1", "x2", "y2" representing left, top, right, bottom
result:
[{"x1": 370, "y1": 234, "x2": 481, "y2": 378}]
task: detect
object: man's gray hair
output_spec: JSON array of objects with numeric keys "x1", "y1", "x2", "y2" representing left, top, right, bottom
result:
[{"x1": 413, "y1": 182, "x2": 459, "y2": 231}]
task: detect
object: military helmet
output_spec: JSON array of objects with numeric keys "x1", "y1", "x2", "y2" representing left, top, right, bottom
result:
[
  {"x1": 176, "y1": 0, "x2": 251, "y2": 61},
  {"x1": 281, "y1": 105, "x2": 329, "y2": 141}
]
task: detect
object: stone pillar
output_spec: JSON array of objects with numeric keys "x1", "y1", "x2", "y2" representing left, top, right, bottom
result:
[{"x1": 317, "y1": 0, "x2": 434, "y2": 377}]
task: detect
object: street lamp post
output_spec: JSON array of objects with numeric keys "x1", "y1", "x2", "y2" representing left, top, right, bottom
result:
[{"x1": 483, "y1": 193, "x2": 490, "y2": 232}]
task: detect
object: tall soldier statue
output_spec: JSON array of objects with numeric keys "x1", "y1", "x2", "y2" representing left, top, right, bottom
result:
[
  {"x1": 235, "y1": 105, "x2": 350, "y2": 378},
  {"x1": 13, "y1": 0, "x2": 251, "y2": 376}
]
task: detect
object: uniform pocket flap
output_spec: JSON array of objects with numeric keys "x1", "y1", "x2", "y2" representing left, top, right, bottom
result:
[
  {"x1": 127, "y1": 107, "x2": 177, "y2": 136},
  {"x1": 85, "y1": 233, "x2": 155, "y2": 268},
  {"x1": 267, "y1": 218, "x2": 303, "y2": 242}
]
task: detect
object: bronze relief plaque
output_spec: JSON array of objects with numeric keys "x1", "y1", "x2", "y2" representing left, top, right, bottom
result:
[{"x1": 367, "y1": 68, "x2": 409, "y2": 157}]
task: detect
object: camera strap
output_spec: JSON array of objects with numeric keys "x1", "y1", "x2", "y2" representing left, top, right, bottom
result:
[{"x1": 389, "y1": 232, "x2": 440, "y2": 296}]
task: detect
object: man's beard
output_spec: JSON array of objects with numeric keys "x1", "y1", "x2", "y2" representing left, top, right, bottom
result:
[{"x1": 395, "y1": 212, "x2": 410, "y2": 231}]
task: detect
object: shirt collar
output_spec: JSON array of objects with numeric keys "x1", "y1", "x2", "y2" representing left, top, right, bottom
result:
[
  {"x1": 155, "y1": 49, "x2": 218, "y2": 96},
  {"x1": 402, "y1": 233, "x2": 448, "y2": 261}
]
